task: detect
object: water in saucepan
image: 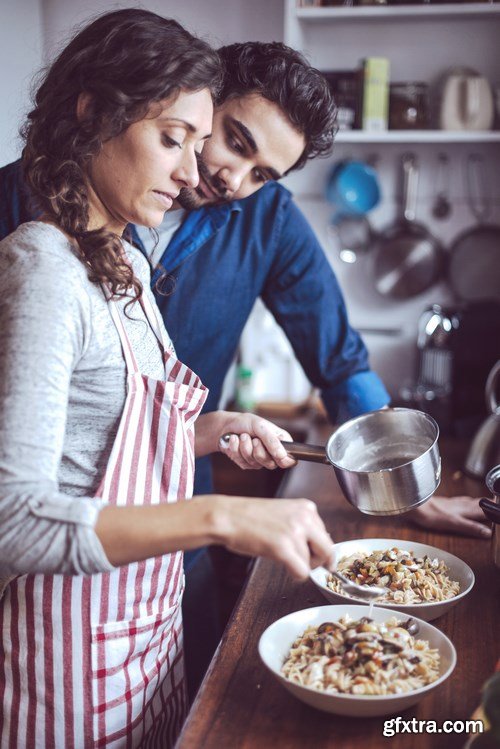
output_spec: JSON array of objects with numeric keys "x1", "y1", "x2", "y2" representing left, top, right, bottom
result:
[{"x1": 337, "y1": 437, "x2": 430, "y2": 471}]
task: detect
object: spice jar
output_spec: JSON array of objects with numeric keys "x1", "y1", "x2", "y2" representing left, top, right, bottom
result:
[{"x1": 389, "y1": 82, "x2": 430, "y2": 129}]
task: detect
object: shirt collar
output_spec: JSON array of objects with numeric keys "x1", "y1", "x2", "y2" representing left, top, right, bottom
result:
[{"x1": 129, "y1": 200, "x2": 243, "y2": 281}]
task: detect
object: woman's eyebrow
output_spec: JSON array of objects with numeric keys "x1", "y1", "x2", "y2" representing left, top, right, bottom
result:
[{"x1": 158, "y1": 116, "x2": 211, "y2": 139}]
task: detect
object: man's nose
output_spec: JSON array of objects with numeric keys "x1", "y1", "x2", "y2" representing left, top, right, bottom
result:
[{"x1": 217, "y1": 166, "x2": 247, "y2": 195}]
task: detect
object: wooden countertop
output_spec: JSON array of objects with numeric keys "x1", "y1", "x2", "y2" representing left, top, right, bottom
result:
[{"x1": 178, "y1": 422, "x2": 500, "y2": 749}]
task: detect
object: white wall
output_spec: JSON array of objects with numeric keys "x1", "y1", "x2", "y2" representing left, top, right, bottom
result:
[
  {"x1": 0, "y1": 0, "x2": 44, "y2": 166},
  {"x1": 41, "y1": 0, "x2": 284, "y2": 61},
  {"x1": 280, "y1": 8, "x2": 500, "y2": 400},
  {"x1": 0, "y1": 0, "x2": 283, "y2": 166}
]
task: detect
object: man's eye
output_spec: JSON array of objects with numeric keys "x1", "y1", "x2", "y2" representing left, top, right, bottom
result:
[
  {"x1": 229, "y1": 136, "x2": 244, "y2": 155},
  {"x1": 253, "y1": 170, "x2": 267, "y2": 184},
  {"x1": 162, "y1": 134, "x2": 182, "y2": 149}
]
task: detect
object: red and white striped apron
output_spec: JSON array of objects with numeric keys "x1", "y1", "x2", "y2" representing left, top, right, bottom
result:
[{"x1": 0, "y1": 287, "x2": 207, "y2": 748}]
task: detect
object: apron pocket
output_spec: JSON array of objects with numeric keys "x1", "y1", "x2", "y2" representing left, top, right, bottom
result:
[{"x1": 90, "y1": 604, "x2": 185, "y2": 745}]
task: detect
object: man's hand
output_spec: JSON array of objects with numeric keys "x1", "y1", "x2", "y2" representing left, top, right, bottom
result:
[{"x1": 409, "y1": 495, "x2": 492, "y2": 538}]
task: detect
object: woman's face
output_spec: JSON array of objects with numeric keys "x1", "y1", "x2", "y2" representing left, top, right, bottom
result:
[{"x1": 87, "y1": 88, "x2": 213, "y2": 233}]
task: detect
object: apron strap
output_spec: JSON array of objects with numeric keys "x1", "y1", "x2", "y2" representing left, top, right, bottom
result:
[
  {"x1": 107, "y1": 298, "x2": 140, "y2": 375},
  {"x1": 117, "y1": 242, "x2": 172, "y2": 359},
  {"x1": 138, "y1": 290, "x2": 173, "y2": 356}
]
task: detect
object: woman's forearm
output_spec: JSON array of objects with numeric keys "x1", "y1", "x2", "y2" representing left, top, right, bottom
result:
[
  {"x1": 94, "y1": 497, "x2": 220, "y2": 566},
  {"x1": 95, "y1": 494, "x2": 335, "y2": 581}
]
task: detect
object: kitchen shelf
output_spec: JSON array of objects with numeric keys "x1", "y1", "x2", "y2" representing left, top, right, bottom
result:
[
  {"x1": 296, "y1": 3, "x2": 500, "y2": 21},
  {"x1": 335, "y1": 130, "x2": 500, "y2": 142}
]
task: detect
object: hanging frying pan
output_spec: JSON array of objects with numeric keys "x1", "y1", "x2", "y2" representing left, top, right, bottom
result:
[
  {"x1": 448, "y1": 153, "x2": 500, "y2": 303},
  {"x1": 372, "y1": 154, "x2": 445, "y2": 299}
]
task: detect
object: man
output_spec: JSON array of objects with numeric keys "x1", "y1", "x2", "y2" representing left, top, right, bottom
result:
[
  {"x1": 0, "y1": 41, "x2": 489, "y2": 696},
  {"x1": 133, "y1": 42, "x2": 488, "y2": 539}
]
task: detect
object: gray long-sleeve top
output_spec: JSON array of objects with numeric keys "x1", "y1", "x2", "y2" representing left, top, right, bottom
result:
[{"x1": 0, "y1": 222, "x2": 169, "y2": 577}]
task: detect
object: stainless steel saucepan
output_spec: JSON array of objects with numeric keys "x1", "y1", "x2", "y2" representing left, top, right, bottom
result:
[{"x1": 223, "y1": 408, "x2": 441, "y2": 516}]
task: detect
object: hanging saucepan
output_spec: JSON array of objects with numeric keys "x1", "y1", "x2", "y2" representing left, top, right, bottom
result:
[
  {"x1": 222, "y1": 407, "x2": 441, "y2": 516},
  {"x1": 447, "y1": 153, "x2": 500, "y2": 303},
  {"x1": 327, "y1": 211, "x2": 376, "y2": 264},
  {"x1": 326, "y1": 158, "x2": 381, "y2": 264},
  {"x1": 372, "y1": 154, "x2": 445, "y2": 298}
]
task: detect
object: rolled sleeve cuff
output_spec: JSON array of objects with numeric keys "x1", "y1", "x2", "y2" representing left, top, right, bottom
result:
[
  {"x1": 28, "y1": 494, "x2": 106, "y2": 527},
  {"x1": 27, "y1": 494, "x2": 115, "y2": 574},
  {"x1": 321, "y1": 371, "x2": 391, "y2": 425}
]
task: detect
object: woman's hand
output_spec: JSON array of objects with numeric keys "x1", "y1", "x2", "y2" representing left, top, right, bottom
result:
[
  {"x1": 409, "y1": 495, "x2": 492, "y2": 538},
  {"x1": 205, "y1": 494, "x2": 335, "y2": 580},
  {"x1": 195, "y1": 411, "x2": 297, "y2": 470}
]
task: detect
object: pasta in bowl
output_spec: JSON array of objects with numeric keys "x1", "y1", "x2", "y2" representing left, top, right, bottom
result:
[
  {"x1": 258, "y1": 604, "x2": 456, "y2": 717},
  {"x1": 310, "y1": 539, "x2": 474, "y2": 621}
]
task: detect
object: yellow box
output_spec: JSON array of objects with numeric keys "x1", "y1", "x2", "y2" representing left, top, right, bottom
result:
[{"x1": 362, "y1": 57, "x2": 390, "y2": 131}]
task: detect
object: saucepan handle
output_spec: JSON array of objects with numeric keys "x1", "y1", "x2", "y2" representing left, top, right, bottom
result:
[
  {"x1": 219, "y1": 435, "x2": 330, "y2": 464},
  {"x1": 402, "y1": 153, "x2": 418, "y2": 223},
  {"x1": 279, "y1": 441, "x2": 330, "y2": 464}
]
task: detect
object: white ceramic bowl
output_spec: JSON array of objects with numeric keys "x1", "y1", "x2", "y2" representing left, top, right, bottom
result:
[
  {"x1": 310, "y1": 538, "x2": 474, "y2": 622},
  {"x1": 258, "y1": 604, "x2": 456, "y2": 717}
]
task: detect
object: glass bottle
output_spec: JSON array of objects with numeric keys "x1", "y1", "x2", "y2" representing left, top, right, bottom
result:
[{"x1": 235, "y1": 366, "x2": 255, "y2": 412}]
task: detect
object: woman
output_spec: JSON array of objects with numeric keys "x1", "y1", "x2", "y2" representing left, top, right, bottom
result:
[{"x1": 0, "y1": 9, "x2": 334, "y2": 748}]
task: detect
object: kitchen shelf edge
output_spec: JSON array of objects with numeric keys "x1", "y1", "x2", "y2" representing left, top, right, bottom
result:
[
  {"x1": 296, "y1": 3, "x2": 500, "y2": 21},
  {"x1": 334, "y1": 130, "x2": 500, "y2": 143}
]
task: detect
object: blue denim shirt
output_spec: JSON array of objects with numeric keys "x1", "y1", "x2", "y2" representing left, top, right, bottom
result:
[{"x1": 0, "y1": 159, "x2": 390, "y2": 501}]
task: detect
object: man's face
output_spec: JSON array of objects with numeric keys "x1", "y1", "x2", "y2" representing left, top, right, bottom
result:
[{"x1": 177, "y1": 93, "x2": 306, "y2": 209}]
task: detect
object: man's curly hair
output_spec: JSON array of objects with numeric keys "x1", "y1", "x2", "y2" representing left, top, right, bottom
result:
[{"x1": 217, "y1": 42, "x2": 337, "y2": 173}]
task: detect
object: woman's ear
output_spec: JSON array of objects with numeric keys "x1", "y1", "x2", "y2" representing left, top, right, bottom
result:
[{"x1": 76, "y1": 92, "x2": 93, "y2": 123}]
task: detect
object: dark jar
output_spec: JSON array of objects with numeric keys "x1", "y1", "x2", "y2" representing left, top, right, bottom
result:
[{"x1": 389, "y1": 82, "x2": 429, "y2": 129}]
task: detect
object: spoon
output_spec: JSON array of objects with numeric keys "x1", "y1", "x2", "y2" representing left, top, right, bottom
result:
[
  {"x1": 432, "y1": 153, "x2": 451, "y2": 220},
  {"x1": 328, "y1": 569, "x2": 387, "y2": 601}
]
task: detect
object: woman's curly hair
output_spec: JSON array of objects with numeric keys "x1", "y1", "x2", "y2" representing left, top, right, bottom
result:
[
  {"x1": 217, "y1": 42, "x2": 337, "y2": 173},
  {"x1": 22, "y1": 8, "x2": 221, "y2": 302}
]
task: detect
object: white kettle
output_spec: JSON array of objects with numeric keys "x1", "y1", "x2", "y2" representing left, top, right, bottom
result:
[{"x1": 439, "y1": 67, "x2": 494, "y2": 131}]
